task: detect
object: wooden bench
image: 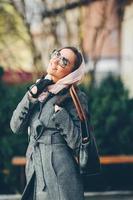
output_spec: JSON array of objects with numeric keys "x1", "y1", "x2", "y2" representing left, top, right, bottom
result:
[
  {"x1": 11, "y1": 155, "x2": 133, "y2": 191},
  {"x1": 12, "y1": 155, "x2": 133, "y2": 166}
]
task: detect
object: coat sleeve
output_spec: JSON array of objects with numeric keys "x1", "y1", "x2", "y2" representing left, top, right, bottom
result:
[
  {"x1": 53, "y1": 91, "x2": 88, "y2": 156},
  {"x1": 10, "y1": 92, "x2": 38, "y2": 134}
]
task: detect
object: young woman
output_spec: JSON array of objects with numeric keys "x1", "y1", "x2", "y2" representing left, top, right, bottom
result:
[{"x1": 10, "y1": 47, "x2": 88, "y2": 200}]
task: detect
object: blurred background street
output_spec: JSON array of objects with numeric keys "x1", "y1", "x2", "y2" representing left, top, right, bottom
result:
[{"x1": 0, "y1": 0, "x2": 133, "y2": 198}]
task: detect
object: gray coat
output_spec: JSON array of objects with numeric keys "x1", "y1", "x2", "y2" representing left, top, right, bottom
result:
[{"x1": 10, "y1": 87, "x2": 88, "y2": 200}]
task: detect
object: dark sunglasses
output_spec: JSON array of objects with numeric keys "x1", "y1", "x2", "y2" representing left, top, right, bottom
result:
[{"x1": 50, "y1": 49, "x2": 70, "y2": 68}]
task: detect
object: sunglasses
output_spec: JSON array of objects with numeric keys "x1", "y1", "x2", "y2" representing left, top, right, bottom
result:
[{"x1": 50, "y1": 49, "x2": 70, "y2": 68}]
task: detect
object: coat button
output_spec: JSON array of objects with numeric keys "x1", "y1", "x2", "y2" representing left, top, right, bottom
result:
[
  {"x1": 24, "y1": 106, "x2": 28, "y2": 111},
  {"x1": 19, "y1": 116, "x2": 24, "y2": 120},
  {"x1": 21, "y1": 111, "x2": 27, "y2": 115},
  {"x1": 51, "y1": 114, "x2": 55, "y2": 121},
  {"x1": 55, "y1": 122, "x2": 60, "y2": 128}
]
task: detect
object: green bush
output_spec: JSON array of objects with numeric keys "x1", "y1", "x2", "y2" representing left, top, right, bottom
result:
[
  {"x1": 81, "y1": 75, "x2": 133, "y2": 155},
  {"x1": 0, "y1": 77, "x2": 31, "y2": 193}
]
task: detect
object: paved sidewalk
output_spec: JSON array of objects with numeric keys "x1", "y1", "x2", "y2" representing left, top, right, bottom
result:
[
  {"x1": 85, "y1": 191, "x2": 133, "y2": 200},
  {"x1": 0, "y1": 191, "x2": 133, "y2": 200}
]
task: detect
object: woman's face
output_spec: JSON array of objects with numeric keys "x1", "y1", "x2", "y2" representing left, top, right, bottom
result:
[{"x1": 47, "y1": 48, "x2": 76, "y2": 82}]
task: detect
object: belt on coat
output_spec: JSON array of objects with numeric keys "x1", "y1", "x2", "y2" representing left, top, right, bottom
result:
[
  {"x1": 25, "y1": 133, "x2": 67, "y2": 193},
  {"x1": 26, "y1": 133, "x2": 66, "y2": 160},
  {"x1": 36, "y1": 133, "x2": 66, "y2": 145}
]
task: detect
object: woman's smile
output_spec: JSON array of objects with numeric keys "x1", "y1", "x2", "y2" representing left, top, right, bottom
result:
[{"x1": 49, "y1": 61, "x2": 58, "y2": 70}]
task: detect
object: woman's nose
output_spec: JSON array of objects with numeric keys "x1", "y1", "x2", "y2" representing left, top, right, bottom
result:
[{"x1": 52, "y1": 57, "x2": 60, "y2": 64}]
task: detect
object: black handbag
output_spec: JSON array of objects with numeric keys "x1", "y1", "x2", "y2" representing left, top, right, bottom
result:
[{"x1": 70, "y1": 85, "x2": 101, "y2": 175}]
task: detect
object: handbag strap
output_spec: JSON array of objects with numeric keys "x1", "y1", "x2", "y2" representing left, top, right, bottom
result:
[{"x1": 70, "y1": 85, "x2": 90, "y2": 141}]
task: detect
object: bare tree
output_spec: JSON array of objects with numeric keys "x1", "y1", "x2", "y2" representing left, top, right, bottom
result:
[{"x1": 7, "y1": 0, "x2": 92, "y2": 72}]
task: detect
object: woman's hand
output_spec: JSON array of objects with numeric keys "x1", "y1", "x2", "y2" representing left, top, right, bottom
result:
[
  {"x1": 27, "y1": 77, "x2": 53, "y2": 98},
  {"x1": 29, "y1": 85, "x2": 38, "y2": 95},
  {"x1": 27, "y1": 85, "x2": 38, "y2": 101}
]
